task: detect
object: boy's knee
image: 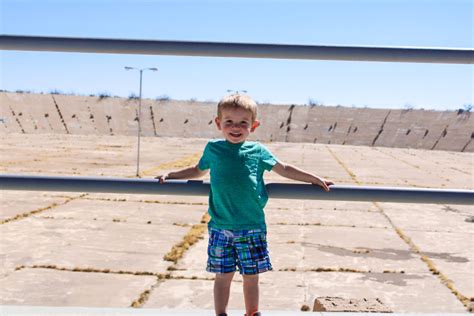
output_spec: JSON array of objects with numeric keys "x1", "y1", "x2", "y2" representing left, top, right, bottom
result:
[
  {"x1": 215, "y1": 271, "x2": 235, "y2": 282},
  {"x1": 242, "y1": 274, "x2": 259, "y2": 283}
]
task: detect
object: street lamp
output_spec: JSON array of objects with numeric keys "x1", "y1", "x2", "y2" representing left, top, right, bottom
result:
[
  {"x1": 226, "y1": 89, "x2": 247, "y2": 94},
  {"x1": 124, "y1": 66, "x2": 158, "y2": 177}
]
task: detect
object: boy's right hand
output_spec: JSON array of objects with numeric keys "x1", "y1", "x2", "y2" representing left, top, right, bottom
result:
[{"x1": 155, "y1": 174, "x2": 168, "y2": 183}]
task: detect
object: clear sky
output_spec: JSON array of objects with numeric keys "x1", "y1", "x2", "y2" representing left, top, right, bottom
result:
[{"x1": 1, "y1": 0, "x2": 472, "y2": 110}]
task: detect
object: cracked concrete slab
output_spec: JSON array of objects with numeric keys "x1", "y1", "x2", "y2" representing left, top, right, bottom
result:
[
  {"x1": 0, "y1": 133, "x2": 472, "y2": 313},
  {"x1": 381, "y1": 202, "x2": 474, "y2": 233},
  {"x1": 144, "y1": 272, "x2": 308, "y2": 311},
  {"x1": 42, "y1": 198, "x2": 208, "y2": 226},
  {"x1": 265, "y1": 206, "x2": 390, "y2": 228},
  {"x1": 269, "y1": 225, "x2": 429, "y2": 274},
  {"x1": 305, "y1": 271, "x2": 467, "y2": 313},
  {"x1": 399, "y1": 230, "x2": 474, "y2": 297},
  {"x1": 1, "y1": 191, "x2": 73, "y2": 222},
  {"x1": 0, "y1": 268, "x2": 157, "y2": 307},
  {"x1": 0, "y1": 216, "x2": 187, "y2": 275}
]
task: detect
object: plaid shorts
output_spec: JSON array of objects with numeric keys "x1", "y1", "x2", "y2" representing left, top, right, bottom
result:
[{"x1": 206, "y1": 227, "x2": 272, "y2": 275}]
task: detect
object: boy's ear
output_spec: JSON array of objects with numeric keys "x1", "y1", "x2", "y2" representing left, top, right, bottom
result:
[
  {"x1": 214, "y1": 117, "x2": 222, "y2": 130},
  {"x1": 250, "y1": 120, "x2": 260, "y2": 132}
]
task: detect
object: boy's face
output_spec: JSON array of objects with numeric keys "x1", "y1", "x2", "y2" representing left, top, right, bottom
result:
[{"x1": 215, "y1": 107, "x2": 260, "y2": 144}]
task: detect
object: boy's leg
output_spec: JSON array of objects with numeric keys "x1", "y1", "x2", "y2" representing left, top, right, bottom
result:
[
  {"x1": 214, "y1": 271, "x2": 235, "y2": 315},
  {"x1": 242, "y1": 274, "x2": 259, "y2": 315},
  {"x1": 234, "y1": 229, "x2": 271, "y2": 315}
]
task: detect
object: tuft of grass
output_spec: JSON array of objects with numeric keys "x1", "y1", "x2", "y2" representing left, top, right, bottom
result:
[
  {"x1": 164, "y1": 224, "x2": 206, "y2": 263},
  {"x1": 131, "y1": 290, "x2": 152, "y2": 308},
  {"x1": 164, "y1": 213, "x2": 209, "y2": 263}
]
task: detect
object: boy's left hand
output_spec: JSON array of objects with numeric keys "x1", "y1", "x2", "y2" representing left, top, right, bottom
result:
[{"x1": 312, "y1": 177, "x2": 334, "y2": 192}]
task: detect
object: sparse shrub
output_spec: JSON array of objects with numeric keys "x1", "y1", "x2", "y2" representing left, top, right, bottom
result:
[
  {"x1": 128, "y1": 93, "x2": 139, "y2": 100},
  {"x1": 156, "y1": 95, "x2": 170, "y2": 101},
  {"x1": 308, "y1": 98, "x2": 323, "y2": 106},
  {"x1": 403, "y1": 103, "x2": 415, "y2": 111},
  {"x1": 50, "y1": 89, "x2": 62, "y2": 95},
  {"x1": 97, "y1": 92, "x2": 111, "y2": 100},
  {"x1": 457, "y1": 105, "x2": 472, "y2": 115}
]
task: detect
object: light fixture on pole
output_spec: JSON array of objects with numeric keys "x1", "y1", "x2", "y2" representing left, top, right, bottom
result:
[
  {"x1": 226, "y1": 89, "x2": 247, "y2": 94},
  {"x1": 124, "y1": 66, "x2": 158, "y2": 177}
]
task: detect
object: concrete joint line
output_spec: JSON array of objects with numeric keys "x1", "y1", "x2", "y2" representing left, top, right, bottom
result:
[
  {"x1": 8, "y1": 104, "x2": 26, "y2": 133},
  {"x1": 320, "y1": 148, "x2": 470, "y2": 311},
  {"x1": 460, "y1": 136, "x2": 472, "y2": 152},
  {"x1": 0, "y1": 193, "x2": 87, "y2": 225},
  {"x1": 130, "y1": 213, "x2": 210, "y2": 308},
  {"x1": 278, "y1": 267, "x2": 406, "y2": 274},
  {"x1": 140, "y1": 152, "x2": 202, "y2": 177},
  {"x1": 15, "y1": 264, "x2": 214, "y2": 281},
  {"x1": 163, "y1": 213, "x2": 210, "y2": 264},
  {"x1": 130, "y1": 279, "x2": 165, "y2": 308},
  {"x1": 373, "y1": 202, "x2": 471, "y2": 311},
  {"x1": 51, "y1": 95, "x2": 70, "y2": 134},
  {"x1": 325, "y1": 146, "x2": 360, "y2": 184},
  {"x1": 431, "y1": 125, "x2": 450, "y2": 150},
  {"x1": 82, "y1": 196, "x2": 208, "y2": 206},
  {"x1": 149, "y1": 105, "x2": 158, "y2": 137},
  {"x1": 371, "y1": 110, "x2": 391, "y2": 146},
  {"x1": 14, "y1": 264, "x2": 167, "y2": 278},
  {"x1": 373, "y1": 148, "x2": 452, "y2": 184},
  {"x1": 0, "y1": 153, "x2": 62, "y2": 168},
  {"x1": 273, "y1": 222, "x2": 389, "y2": 229}
]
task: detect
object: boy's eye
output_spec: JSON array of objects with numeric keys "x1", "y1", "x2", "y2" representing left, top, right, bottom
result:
[{"x1": 222, "y1": 120, "x2": 250, "y2": 128}]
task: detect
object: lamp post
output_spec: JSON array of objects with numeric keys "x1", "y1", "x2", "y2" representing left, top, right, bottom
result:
[
  {"x1": 124, "y1": 66, "x2": 158, "y2": 177},
  {"x1": 226, "y1": 89, "x2": 247, "y2": 94}
]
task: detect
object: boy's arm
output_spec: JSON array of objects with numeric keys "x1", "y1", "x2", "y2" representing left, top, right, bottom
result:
[
  {"x1": 271, "y1": 161, "x2": 334, "y2": 192},
  {"x1": 155, "y1": 164, "x2": 208, "y2": 183}
]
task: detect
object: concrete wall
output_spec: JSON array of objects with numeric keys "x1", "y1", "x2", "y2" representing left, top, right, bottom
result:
[{"x1": 1, "y1": 92, "x2": 472, "y2": 152}]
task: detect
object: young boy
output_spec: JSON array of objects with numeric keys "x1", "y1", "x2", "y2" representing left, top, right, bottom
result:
[{"x1": 157, "y1": 94, "x2": 333, "y2": 316}]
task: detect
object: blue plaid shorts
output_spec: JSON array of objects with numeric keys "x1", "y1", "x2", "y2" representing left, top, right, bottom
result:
[{"x1": 206, "y1": 227, "x2": 272, "y2": 275}]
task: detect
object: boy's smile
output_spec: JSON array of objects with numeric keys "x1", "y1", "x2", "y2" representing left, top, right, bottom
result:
[{"x1": 215, "y1": 107, "x2": 259, "y2": 144}]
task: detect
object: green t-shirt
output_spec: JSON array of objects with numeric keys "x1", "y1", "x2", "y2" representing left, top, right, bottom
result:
[{"x1": 198, "y1": 139, "x2": 277, "y2": 230}]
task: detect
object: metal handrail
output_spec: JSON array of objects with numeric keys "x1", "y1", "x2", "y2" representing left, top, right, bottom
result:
[
  {"x1": 1, "y1": 174, "x2": 472, "y2": 205},
  {"x1": 1, "y1": 35, "x2": 473, "y2": 64}
]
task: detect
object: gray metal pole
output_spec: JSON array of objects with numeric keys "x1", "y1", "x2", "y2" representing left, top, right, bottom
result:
[
  {"x1": 137, "y1": 69, "x2": 143, "y2": 177},
  {"x1": 1, "y1": 35, "x2": 472, "y2": 64},
  {"x1": 1, "y1": 175, "x2": 472, "y2": 205}
]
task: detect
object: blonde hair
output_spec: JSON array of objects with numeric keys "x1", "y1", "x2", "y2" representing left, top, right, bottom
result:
[{"x1": 217, "y1": 94, "x2": 258, "y2": 122}]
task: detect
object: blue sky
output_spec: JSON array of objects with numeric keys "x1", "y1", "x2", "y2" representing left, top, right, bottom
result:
[{"x1": 1, "y1": 0, "x2": 472, "y2": 110}]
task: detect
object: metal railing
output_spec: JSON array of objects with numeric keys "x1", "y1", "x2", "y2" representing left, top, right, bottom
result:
[
  {"x1": 1, "y1": 35, "x2": 473, "y2": 64},
  {"x1": 1, "y1": 35, "x2": 473, "y2": 204},
  {"x1": 1, "y1": 175, "x2": 472, "y2": 205}
]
